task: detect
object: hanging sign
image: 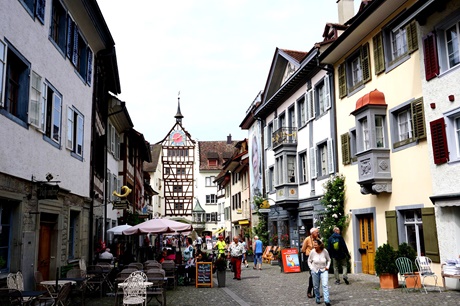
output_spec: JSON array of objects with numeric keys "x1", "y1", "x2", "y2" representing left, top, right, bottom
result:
[{"x1": 37, "y1": 184, "x2": 59, "y2": 200}]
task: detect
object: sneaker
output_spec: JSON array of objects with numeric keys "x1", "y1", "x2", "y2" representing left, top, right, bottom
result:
[
  {"x1": 325, "y1": 302, "x2": 331, "y2": 306},
  {"x1": 344, "y1": 278, "x2": 349, "y2": 285},
  {"x1": 246, "y1": 264, "x2": 249, "y2": 268},
  {"x1": 334, "y1": 280, "x2": 340, "y2": 285},
  {"x1": 316, "y1": 298, "x2": 321, "y2": 304}
]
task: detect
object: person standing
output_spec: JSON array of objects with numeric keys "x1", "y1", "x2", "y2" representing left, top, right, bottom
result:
[
  {"x1": 215, "y1": 235, "x2": 227, "y2": 256},
  {"x1": 301, "y1": 227, "x2": 320, "y2": 298},
  {"x1": 195, "y1": 235, "x2": 202, "y2": 251},
  {"x1": 252, "y1": 235, "x2": 263, "y2": 270},
  {"x1": 227, "y1": 236, "x2": 245, "y2": 280},
  {"x1": 241, "y1": 239, "x2": 248, "y2": 268},
  {"x1": 308, "y1": 239, "x2": 331, "y2": 306},
  {"x1": 328, "y1": 227, "x2": 350, "y2": 285}
]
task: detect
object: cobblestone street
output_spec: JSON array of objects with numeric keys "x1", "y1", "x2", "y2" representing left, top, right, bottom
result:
[{"x1": 85, "y1": 263, "x2": 460, "y2": 306}]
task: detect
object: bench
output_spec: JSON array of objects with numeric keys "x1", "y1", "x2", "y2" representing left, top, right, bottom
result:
[{"x1": 441, "y1": 263, "x2": 460, "y2": 289}]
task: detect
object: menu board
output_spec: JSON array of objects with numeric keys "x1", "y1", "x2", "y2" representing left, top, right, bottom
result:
[
  {"x1": 281, "y1": 248, "x2": 301, "y2": 273},
  {"x1": 196, "y1": 262, "x2": 213, "y2": 287}
]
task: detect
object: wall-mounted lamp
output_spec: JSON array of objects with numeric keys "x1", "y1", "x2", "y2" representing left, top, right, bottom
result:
[{"x1": 45, "y1": 173, "x2": 54, "y2": 181}]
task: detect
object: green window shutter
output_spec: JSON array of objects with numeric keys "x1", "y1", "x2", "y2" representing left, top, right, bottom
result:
[
  {"x1": 341, "y1": 133, "x2": 350, "y2": 165},
  {"x1": 411, "y1": 97, "x2": 426, "y2": 140},
  {"x1": 406, "y1": 21, "x2": 419, "y2": 54},
  {"x1": 421, "y1": 207, "x2": 440, "y2": 263},
  {"x1": 373, "y1": 32, "x2": 385, "y2": 75},
  {"x1": 385, "y1": 210, "x2": 399, "y2": 249},
  {"x1": 361, "y1": 43, "x2": 371, "y2": 83},
  {"x1": 338, "y1": 63, "x2": 347, "y2": 98}
]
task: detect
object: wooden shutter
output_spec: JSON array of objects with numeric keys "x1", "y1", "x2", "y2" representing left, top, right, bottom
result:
[
  {"x1": 421, "y1": 207, "x2": 440, "y2": 263},
  {"x1": 327, "y1": 139, "x2": 334, "y2": 174},
  {"x1": 324, "y1": 74, "x2": 331, "y2": 110},
  {"x1": 411, "y1": 97, "x2": 426, "y2": 140},
  {"x1": 66, "y1": 16, "x2": 74, "y2": 59},
  {"x1": 306, "y1": 88, "x2": 315, "y2": 121},
  {"x1": 28, "y1": 72, "x2": 41, "y2": 128},
  {"x1": 87, "y1": 48, "x2": 93, "y2": 85},
  {"x1": 361, "y1": 43, "x2": 371, "y2": 83},
  {"x1": 66, "y1": 106, "x2": 74, "y2": 150},
  {"x1": 373, "y1": 32, "x2": 385, "y2": 75},
  {"x1": 36, "y1": 0, "x2": 45, "y2": 24},
  {"x1": 385, "y1": 210, "x2": 399, "y2": 249},
  {"x1": 341, "y1": 133, "x2": 351, "y2": 165},
  {"x1": 265, "y1": 169, "x2": 269, "y2": 192},
  {"x1": 430, "y1": 118, "x2": 449, "y2": 164},
  {"x1": 310, "y1": 147, "x2": 317, "y2": 179},
  {"x1": 338, "y1": 63, "x2": 347, "y2": 98},
  {"x1": 406, "y1": 21, "x2": 418, "y2": 54},
  {"x1": 423, "y1": 32, "x2": 439, "y2": 81},
  {"x1": 72, "y1": 25, "x2": 79, "y2": 66}
]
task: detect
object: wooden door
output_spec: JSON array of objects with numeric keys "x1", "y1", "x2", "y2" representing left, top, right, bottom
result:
[
  {"x1": 38, "y1": 223, "x2": 52, "y2": 280},
  {"x1": 358, "y1": 214, "x2": 375, "y2": 275}
]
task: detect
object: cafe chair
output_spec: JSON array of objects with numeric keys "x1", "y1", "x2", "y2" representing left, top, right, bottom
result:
[
  {"x1": 144, "y1": 262, "x2": 162, "y2": 270},
  {"x1": 146, "y1": 269, "x2": 166, "y2": 306},
  {"x1": 126, "y1": 263, "x2": 143, "y2": 271},
  {"x1": 122, "y1": 274, "x2": 147, "y2": 306},
  {"x1": 161, "y1": 260, "x2": 177, "y2": 290},
  {"x1": 66, "y1": 269, "x2": 87, "y2": 306},
  {"x1": 415, "y1": 256, "x2": 442, "y2": 294},
  {"x1": 395, "y1": 257, "x2": 419, "y2": 292},
  {"x1": 86, "y1": 265, "x2": 105, "y2": 298},
  {"x1": 37, "y1": 282, "x2": 71, "y2": 306},
  {"x1": 7, "y1": 273, "x2": 17, "y2": 290},
  {"x1": 0, "y1": 288, "x2": 28, "y2": 306}
]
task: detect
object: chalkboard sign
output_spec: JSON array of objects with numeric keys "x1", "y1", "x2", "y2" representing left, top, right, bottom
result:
[{"x1": 196, "y1": 262, "x2": 213, "y2": 287}]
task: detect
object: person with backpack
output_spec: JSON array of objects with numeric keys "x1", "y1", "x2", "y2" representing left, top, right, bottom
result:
[{"x1": 327, "y1": 226, "x2": 350, "y2": 285}]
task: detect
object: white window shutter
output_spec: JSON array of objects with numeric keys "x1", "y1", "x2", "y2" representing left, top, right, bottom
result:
[
  {"x1": 274, "y1": 118, "x2": 278, "y2": 130},
  {"x1": 264, "y1": 126, "x2": 268, "y2": 148},
  {"x1": 327, "y1": 139, "x2": 334, "y2": 174},
  {"x1": 265, "y1": 169, "x2": 269, "y2": 193},
  {"x1": 107, "y1": 169, "x2": 112, "y2": 201},
  {"x1": 66, "y1": 106, "x2": 74, "y2": 150},
  {"x1": 28, "y1": 72, "x2": 41, "y2": 128},
  {"x1": 310, "y1": 147, "x2": 317, "y2": 179},
  {"x1": 39, "y1": 83, "x2": 47, "y2": 132},
  {"x1": 307, "y1": 89, "x2": 315, "y2": 121},
  {"x1": 115, "y1": 132, "x2": 120, "y2": 160},
  {"x1": 325, "y1": 74, "x2": 331, "y2": 110}
]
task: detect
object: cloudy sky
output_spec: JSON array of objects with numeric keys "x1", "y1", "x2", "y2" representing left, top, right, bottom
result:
[{"x1": 97, "y1": 0, "x2": 360, "y2": 144}]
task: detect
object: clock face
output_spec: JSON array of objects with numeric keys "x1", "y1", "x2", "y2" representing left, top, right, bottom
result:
[{"x1": 170, "y1": 130, "x2": 185, "y2": 146}]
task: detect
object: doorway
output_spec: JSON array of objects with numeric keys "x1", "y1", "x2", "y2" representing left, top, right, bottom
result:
[
  {"x1": 38, "y1": 213, "x2": 57, "y2": 280},
  {"x1": 358, "y1": 214, "x2": 375, "y2": 275}
]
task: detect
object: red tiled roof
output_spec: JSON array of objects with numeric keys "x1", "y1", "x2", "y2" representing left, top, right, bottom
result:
[
  {"x1": 281, "y1": 49, "x2": 308, "y2": 62},
  {"x1": 198, "y1": 141, "x2": 239, "y2": 171}
]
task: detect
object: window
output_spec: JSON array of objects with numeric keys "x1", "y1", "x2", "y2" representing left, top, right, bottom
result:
[
  {"x1": 275, "y1": 155, "x2": 284, "y2": 185},
  {"x1": 66, "y1": 15, "x2": 93, "y2": 84},
  {"x1": 361, "y1": 118, "x2": 370, "y2": 150},
  {"x1": 66, "y1": 106, "x2": 84, "y2": 158},
  {"x1": 266, "y1": 121, "x2": 273, "y2": 148},
  {"x1": 375, "y1": 115, "x2": 385, "y2": 148},
  {"x1": 206, "y1": 194, "x2": 217, "y2": 204},
  {"x1": 173, "y1": 185, "x2": 182, "y2": 193},
  {"x1": 205, "y1": 176, "x2": 216, "y2": 186},
  {"x1": 50, "y1": 0, "x2": 67, "y2": 53},
  {"x1": 168, "y1": 148, "x2": 189, "y2": 157},
  {"x1": 267, "y1": 166, "x2": 274, "y2": 192},
  {"x1": 20, "y1": 0, "x2": 46, "y2": 23},
  {"x1": 107, "y1": 123, "x2": 120, "y2": 160},
  {"x1": 297, "y1": 95, "x2": 306, "y2": 127},
  {"x1": 390, "y1": 98, "x2": 426, "y2": 149},
  {"x1": 311, "y1": 139, "x2": 334, "y2": 179},
  {"x1": 341, "y1": 129, "x2": 357, "y2": 165},
  {"x1": 315, "y1": 76, "x2": 331, "y2": 116},
  {"x1": 432, "y1": 107, "x2": 460, "y2": 164},
  {"x1": 338, "y1": 43, "x2": 371, "y2": 98},
  {"x1": 0, "y1": 41, "x2": 31, "y2": 125},
  {"x1": 68, "y1": 211, "x2": 79, "y2": 260},
  {"x1": 208, "y1": 159, "x2": 218, "y2": 166},
  {"x1": 383, "y1": 21, "x2": 418, "y2": 68},
  {"x1": 0, "y1": 203, "x2": 12, "y2": 272},
  {"x1": 299, "y1": 151, "x2": 308, "y2": 183},
  {"x1": 287, "y1": 155, "x2": 296, "y2": 183},
  {"x1": 174, "y1": 202, "x2": 184, "y2": 210},
  {"x1": 176, "y1": 168, "x2": 186, "y2": 175}
]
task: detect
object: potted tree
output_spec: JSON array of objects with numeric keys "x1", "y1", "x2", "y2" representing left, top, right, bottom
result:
[
  {"x1": 397, "y1": 242, "x2": 420, "y2": 288},
  {"x1": 214, "y1": 254, "x2": 227, "y2": 287},
  {"x1": 374, "y1": 243, "x2": 399, "y2": 289}
]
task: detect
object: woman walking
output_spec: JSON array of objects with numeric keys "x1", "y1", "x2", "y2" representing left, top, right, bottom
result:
[{"x1": 308, "y1": 239, "x2": 331, "y2": 306}]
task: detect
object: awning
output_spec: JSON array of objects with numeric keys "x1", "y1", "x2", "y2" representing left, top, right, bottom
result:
[
  {"x1": 238, "y1": 220, "x2": 250, "y2": 225},
  {"x1": 213, "y1": 228, "x2": 226, "y2": 234}
]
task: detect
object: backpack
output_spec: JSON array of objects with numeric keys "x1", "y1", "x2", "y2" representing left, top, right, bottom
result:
[{"x1": 331, "y1": 236, "x2": 340, "y2": 251}]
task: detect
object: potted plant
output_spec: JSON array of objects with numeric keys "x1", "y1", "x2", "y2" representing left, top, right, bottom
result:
[
  {"x1": 271, "y1": 235, "x2": 278, "y2": 246},
  {"x1": 374, "y1": 243, "x2": 399, "y2": 289},
  {"x1": 396, "y1": 242, "x2": 420, "y2": 288},
  {"x1": 214, "y1": 254, "x2": 227, "y2": 287},
  {"x1": 246, "y1": 248, "x2": 254, "y2": 262}
]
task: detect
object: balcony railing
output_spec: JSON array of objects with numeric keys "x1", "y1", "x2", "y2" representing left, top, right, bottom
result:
[{"x1": 272, "y1": 127, "x2": 297, "y2": 148}]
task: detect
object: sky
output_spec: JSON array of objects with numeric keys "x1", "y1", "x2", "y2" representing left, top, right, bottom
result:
[{"x1": 97, "y1": 0, "x2": 361, "y2": 144}]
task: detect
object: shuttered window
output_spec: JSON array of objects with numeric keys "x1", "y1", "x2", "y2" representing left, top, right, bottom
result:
[
  {"x1": 373, "y1": 32, "x2": 385, "y2": 74},
  {"x1": 338, "y1": 63, "x2": 347, "y2": 98},
  {"x1": 421, "y1": 207, "x2": 440, "y2": 263},
  {"x1": 361, "y1": 43, "x2": 371, "y2": 83},
  {"x1": 423, "y1": 32, "x2": 439, "y2": 81},
  {"x1": 411, "y1": 98, "x2": 426, "y2": 140},
  {"x1": 430, "y1": 118, "x2": 449, "y2": 164},
  {"x1": 341, "y1": 133, "x2": 351, "y2": 165},
  {"x1": 385, "y1": 210, "x2": 399, "y2": 250},
  {"x1": 406, "y1": 21, "x2": 418, "y2": 54}
]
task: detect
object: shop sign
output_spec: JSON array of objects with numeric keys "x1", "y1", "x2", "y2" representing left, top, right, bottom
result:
[{"x1": 37, "y1": 184, "x2": 59, "y2": 200}]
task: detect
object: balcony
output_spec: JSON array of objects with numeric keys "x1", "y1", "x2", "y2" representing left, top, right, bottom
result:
[
  {"x1": 272, "y1": 127, "x2": 297, "y2": 148},
  {"x1": 356, "y1": 148, "x2": 392, "y2": 194}
]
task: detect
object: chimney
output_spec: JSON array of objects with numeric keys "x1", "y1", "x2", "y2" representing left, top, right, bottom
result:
[
  {"x1": 227, "y1": 134, "x2": 232, "y2": 144},
  {"x1": 337, "y1": 0, "x2": 355, "y2": 24}
]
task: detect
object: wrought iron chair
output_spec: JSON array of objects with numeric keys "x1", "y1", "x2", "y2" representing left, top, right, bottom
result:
[
  {"x1": 415, "y1": 256, "x2": 442, "y2": 293},
  {"x1": 121, "y1": 274, "x2": 147, "y2": 306},
  {"x1": 7, "y1": 273, "x2": 17, "y2": 290},
  {"x1": 395, "y1": 257, "x2": 419, "y2": 292}
]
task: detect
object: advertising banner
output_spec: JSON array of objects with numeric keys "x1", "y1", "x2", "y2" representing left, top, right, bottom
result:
[{"x1": 281, "y1": 248, "x2": 301, "y2": 273}]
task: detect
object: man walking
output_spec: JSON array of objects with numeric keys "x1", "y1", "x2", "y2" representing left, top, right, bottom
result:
[
  {"x1": 252, "y1": 235, "x2": 263, "y2": 270},
  {"x1": 301, "y1": 227, "x2": 320, "y2": 298},
  {"x1": 327, "y1": 227, "x2": 350, "y2": 285},
  {"x1": 228, "y1": 235, "x2": 245, "y2": 280},
  {"x1": 195, "y1": 235, "x2": 202, "y2": 251}
]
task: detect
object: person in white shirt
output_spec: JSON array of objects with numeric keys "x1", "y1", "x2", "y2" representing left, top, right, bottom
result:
[
  {"x1": 99, "y1": 248, "x2": 114, "y2": 261},
  {"x1": 228, "y1": 236, "x2": 245, "y2": 280}
]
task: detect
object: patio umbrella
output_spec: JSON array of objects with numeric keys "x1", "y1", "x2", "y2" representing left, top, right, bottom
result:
[
  {"x1": 107, "y1": 224, "x2": 132, "y2": 235},
  {"x1": 122, "y1": 218, "x2": 193, "y2": 235}
]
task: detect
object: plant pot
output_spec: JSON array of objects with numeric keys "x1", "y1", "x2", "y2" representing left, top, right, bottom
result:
[
  {"x1": 217, "y1": 270, "x2": 226, "y2": 287},
  {"x1": 405, "y1": 272, "x2": 422, "y2": 288},
  {"x1": 379, "y1": 273, "x2": 399, "y2": 289}
]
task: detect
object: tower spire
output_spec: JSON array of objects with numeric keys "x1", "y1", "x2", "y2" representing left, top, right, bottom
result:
[{"x1": 175, "y1": 91, "x2": 183, "y2": 124}]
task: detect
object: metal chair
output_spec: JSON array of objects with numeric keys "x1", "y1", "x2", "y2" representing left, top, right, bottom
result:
[
  {"x1": 38, "y1": 282, "x2": 72, "y2": 306},
  {"x1": 161, "y1": 260, "x2": 177, "y2": 290},
  {"x1": 121, "y1": 274, "x2": 147, "y2": 306},
  {"x1": 0, "y1": 288, "x2": 25, "y2": 306},
  {"x1": 126, "y1": 263, "x2": 144, "y2": 271},
  {"x1": 7, "y1": 273, "x2": 17, "y2": 289},
  {"x1": 86, "y1": 265, "x2": 105, "y2": 298},
  {"x1": 395, "y1": 257, "x2": 419, "y2": 292},
  {"x1": 144, "y1": 262, "x2": 162, "y2": 270},
  {"x1": 146, "y1": 269, "x2": 166, "y2": 306},
  {"x1": 415, "y1": 256, "x2": 442, "y2": 293}
]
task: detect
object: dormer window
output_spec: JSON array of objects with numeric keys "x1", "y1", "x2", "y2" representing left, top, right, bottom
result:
[{"x1": 208, "y1": 159, "x2": 218, "y2": 167}]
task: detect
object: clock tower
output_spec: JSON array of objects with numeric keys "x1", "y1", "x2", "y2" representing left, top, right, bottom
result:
[{"x1": 161, "y1": 96, "x2": 195, "y2": 217}]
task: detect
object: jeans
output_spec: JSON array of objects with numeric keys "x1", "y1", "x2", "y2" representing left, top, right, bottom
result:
[
  {"x1": 311, "y1": 269, "x2": 330, "y2": 303},
  {"x1": 333, "y1": 257, "x2": 348, "y2": 281},
  {"x1": 254, "y1": 253, "x2": 262, "y2": 266}
]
